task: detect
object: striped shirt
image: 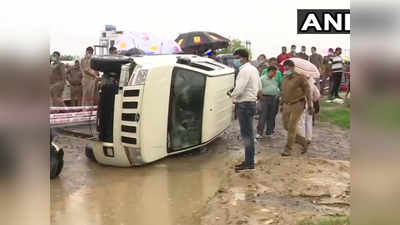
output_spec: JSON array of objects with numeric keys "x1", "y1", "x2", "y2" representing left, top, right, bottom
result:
[{"x1": 331, "y1": 55, "x2": 344, "y2": 73}]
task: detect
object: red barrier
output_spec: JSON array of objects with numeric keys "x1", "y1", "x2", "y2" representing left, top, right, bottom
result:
[
  {"x1": 50, "y1": 116, "x2": 96, "y2": 125},
  {"x1": 50, "y1": 106, "x2": 97, "y2": 114},
  {"x1": 50, "y1": 111, "x2": 97, "y2": 119},
  {"x1": 49, "y1": 106, "x2": 98, "y2": 125}
]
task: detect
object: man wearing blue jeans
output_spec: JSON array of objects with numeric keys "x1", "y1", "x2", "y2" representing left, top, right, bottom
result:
[{"x1": 228, "y1": 49, "x2": 261, "y2": 171}]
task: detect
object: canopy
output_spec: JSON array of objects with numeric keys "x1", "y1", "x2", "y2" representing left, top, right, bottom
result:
[{"x1": 115, "y1": 32, "x2": 182, "y2": 55}]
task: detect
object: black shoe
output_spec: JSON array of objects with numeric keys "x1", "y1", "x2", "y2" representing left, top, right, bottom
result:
[
  {"x1": 235, "y1": 162, "x2": 246, "y2": 168},
  {"x1": 235, "y1": 164, "x2": 255, "y2": 172}
]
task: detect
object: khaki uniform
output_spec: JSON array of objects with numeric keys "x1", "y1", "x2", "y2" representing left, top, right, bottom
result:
[
  {"x1": 81, "y1": 56, "x2": 97, "y2": 106},
  {"x1": 67, "y1": 67, "x2": 83, "y2": 106},
  {"x1": 50, "y1": 62, "x2": 66, "y2": 106},
  {"x1": 281, "y1": 72, "x2": 312, "y2": 152}
]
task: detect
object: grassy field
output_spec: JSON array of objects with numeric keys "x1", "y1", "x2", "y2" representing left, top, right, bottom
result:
[
  {"x1": 299, "y1": 216, "x2": 350, "y2": 225},
  {"x1": 320, "y1": 99, "x2": 350, "y2": 129}
]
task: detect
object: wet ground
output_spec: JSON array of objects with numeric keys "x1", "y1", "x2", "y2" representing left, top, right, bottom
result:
[
  {"x1": 199, "y1": 116, "x2": 350, "y2": 225},
  {"x1": 51, "y1": 115, "x2": 350, "y2": 225}
]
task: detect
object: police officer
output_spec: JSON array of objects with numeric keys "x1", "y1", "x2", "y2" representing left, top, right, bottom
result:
[
  {"x1": 109, "y1": 46, "x2": 118, "y2": 55},
  {"x1": 67, "y1": 60, "x2": 83, "y2": 106},
  {"x1": 280, "y1": 60, "x2": 313, "y2": 156},
  {"x1": 81, "y1": 47, "x2": 100, "y2": 106},
  {"x1": 50, "y1": 51, "x2": 66, "y2": 106}
]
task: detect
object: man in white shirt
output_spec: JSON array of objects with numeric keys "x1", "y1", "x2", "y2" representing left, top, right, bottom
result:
[{"x1": 227, "y1": 49, "x2": 262, "y2": 171}]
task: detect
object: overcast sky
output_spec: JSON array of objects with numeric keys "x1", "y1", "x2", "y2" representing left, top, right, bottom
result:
[{"x1": 50, "y1": 0, "x2": 350, "y2": 58}]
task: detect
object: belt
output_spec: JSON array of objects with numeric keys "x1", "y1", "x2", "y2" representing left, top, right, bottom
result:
[
  {"x1": 237, "y1": 101, "x2": 256, "y2": 104},
  {"x1": 284, "y1": 98, "x2": 305, "y2": 105}
]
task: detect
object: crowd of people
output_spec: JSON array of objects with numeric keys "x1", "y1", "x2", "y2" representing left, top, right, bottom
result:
[
  {"x1": 49, "y1": 46, "x2": 115, "y2": 107},
  {"x1": 227, "y1": 45, "x2": 348, "y2": 172},
  {"x1": 50, "y1": 44, "x2": 347, "y2": 172}
]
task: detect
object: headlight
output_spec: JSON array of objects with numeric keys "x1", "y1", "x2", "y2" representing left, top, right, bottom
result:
[{"x1": 134, "y1": 69, "x2": 148, "y2": 85}]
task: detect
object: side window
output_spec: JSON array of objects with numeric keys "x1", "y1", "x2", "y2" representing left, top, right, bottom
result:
[{"x1": 168, "y1": 68, "x2": 206, "y2": 152}]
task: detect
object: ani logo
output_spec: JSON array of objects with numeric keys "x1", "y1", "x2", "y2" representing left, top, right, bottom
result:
[{"x1": 297, "y1": 9, "x2": 350, "y2": 34}]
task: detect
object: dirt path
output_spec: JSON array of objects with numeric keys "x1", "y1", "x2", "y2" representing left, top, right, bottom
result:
[
  {"x1": 51, "y1": 114, "x2": 350, "y2": 225},
  {"x1": 199, "y1": 116, "x2": 350, "y2": 225}
]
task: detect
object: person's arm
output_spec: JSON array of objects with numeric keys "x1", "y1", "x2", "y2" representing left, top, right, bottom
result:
[
  {"x1": 66, "y1": 69, "x2": 72, "y2": 85},
  {"x1": 310, "y1": 81, "x2": 320, "y2": 101},
  {"x1": 230, "y1": 69, "x2": 250, "y2": 99},
  {"x1": 258, "y1": 76, "x2": 263, "y2": 98},
  {"x1": 81, "y1": 58, "x2": 98, "y2": 79},
  {"x1": 300, "y1": 77, "x2": 313, "y2": 112},
  {"x1": 276, "y1": 71, "x2": 283, "y2": 90},
  {"x1": 60, "y1": 64, "x2": 67, "y2": 84}
]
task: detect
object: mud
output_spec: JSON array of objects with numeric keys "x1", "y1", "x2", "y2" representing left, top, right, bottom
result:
[
  {"x1": 51, "y1": 115, "x2": 350, "y2": 225},
  {"x1": 199, "y1": 117, "x2": 350, "y2": 225},
  {"x1": 51, "y1": 133, "x2": 232, "y2": 225}
]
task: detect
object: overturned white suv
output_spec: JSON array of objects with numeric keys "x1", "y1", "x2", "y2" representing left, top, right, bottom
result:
[{"x1": 85, "y1": 54, "x2": 235, "y2": 167}]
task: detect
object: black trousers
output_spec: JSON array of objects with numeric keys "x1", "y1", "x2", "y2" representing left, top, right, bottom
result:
[
  {"x1": 330, "y1": 72, "x2": 343, "y2": 97},
  {"x1": 257, "y1": 95, "x2": 278, "y2": 135}
]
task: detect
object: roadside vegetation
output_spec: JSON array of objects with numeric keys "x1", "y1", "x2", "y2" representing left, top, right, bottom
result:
[{"x1": 320, "y1": 98, "x2": 350, "y2": 129}]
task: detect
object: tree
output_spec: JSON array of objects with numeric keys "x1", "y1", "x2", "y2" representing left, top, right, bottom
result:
[{"x1": 218, "y1": 39, "x2": 252, "y2": 59}]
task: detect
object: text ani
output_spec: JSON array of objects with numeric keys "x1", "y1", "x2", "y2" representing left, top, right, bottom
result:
[{"x1": 301, "y1": 12, "x2": 350, "y2": 32}]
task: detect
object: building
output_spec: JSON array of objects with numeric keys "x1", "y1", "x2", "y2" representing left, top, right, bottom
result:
[{"x1": 94, "y1": 25, "x2": 124, "y2": 56}]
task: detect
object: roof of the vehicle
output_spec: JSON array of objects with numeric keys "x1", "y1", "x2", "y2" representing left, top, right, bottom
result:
[{"x1": 133, "y1": 54, "x2": 235, "y2": 76}]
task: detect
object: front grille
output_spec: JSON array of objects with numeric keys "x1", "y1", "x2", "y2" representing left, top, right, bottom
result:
[
  {"x1": 121, "y1": 113, "x2": 140, "y2": 122},
  {"x1": 121, "y1": 125, "x2": 136, "y2": 133},
  {"x1": 121, "y1": 136, "x2": 137, "y2": 144},
  {"x1": 122, "y1": 102, "x2": 138, "y2": 109},
  {"x1": 124, "y1": 90, "x2": 140, "y2": 97}
]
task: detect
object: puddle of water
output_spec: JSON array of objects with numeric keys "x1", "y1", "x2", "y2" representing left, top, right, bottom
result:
[{"x1": 51, "y1": 137, "x2": 232, "y2": 225}]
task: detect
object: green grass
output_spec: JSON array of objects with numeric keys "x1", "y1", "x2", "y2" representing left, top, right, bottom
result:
[
  {"x1": 299, "y1": 216, "x2": 350, "y2": 225},
  {"x1": 320, "y1": 100, "x2": 350, "y2": 129}
]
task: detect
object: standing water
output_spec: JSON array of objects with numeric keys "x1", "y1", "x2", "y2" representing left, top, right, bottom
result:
[{"x1": 51, "y1": 129, "x2": 234, "y2": 225}]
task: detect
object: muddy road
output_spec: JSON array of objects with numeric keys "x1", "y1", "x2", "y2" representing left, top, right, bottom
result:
[{"x1": 51, "y1": 116, "x2": 350, "y2": 225}]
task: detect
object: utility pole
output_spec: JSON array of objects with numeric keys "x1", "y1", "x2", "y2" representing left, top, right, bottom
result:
[{"x1": 245, "y1": 40, "x2": 252, "y2": 59}]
